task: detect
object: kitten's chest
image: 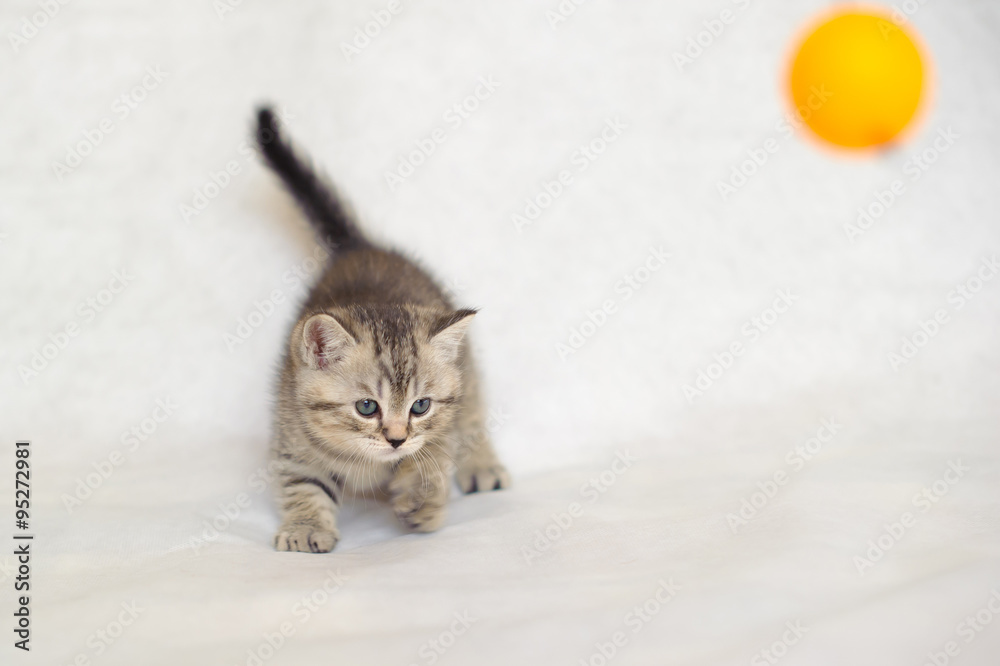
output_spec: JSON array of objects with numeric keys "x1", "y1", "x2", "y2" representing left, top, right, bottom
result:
[{"x1": 331, "y1": 459, "x2": 395, "y2": 500}]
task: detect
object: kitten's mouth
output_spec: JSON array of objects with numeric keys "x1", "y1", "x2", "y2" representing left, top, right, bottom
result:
[
  {"x1": 369, "y1": 446, "x2": 407, "y2": 462},
  {"x1": 372, "y1": 444, "x2": 419, "y2": 463}
]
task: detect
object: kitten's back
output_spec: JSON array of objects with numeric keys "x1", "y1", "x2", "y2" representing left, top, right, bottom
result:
[{"x1": 304, "y1": 247, "x2": 451, "y2": 311}]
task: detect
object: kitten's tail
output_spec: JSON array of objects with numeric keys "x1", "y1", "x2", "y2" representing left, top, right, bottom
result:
[{"x1": 255, "y1": 106, "x2": 367, "y2": 250}]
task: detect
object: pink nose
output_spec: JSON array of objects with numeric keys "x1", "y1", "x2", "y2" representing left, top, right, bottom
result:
[{"x1": 383, "y1": 424, "x2": 407, "y2": 446}]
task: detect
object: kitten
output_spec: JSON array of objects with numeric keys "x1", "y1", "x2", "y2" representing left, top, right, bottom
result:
[{"x1": 255, "y1": 107, "x2": 509, "y2": 553}]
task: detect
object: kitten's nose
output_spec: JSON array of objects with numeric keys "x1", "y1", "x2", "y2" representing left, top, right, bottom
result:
[{"x1": 383, "y1": 423, "x2": 407, "y2": 448}]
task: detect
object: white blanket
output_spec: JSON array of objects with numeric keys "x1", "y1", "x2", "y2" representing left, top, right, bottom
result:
[{"x1": 2, "y1": 0, "x2": 998, "y2": 664}]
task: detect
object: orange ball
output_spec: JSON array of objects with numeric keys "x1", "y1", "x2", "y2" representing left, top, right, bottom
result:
[{"x1": 787, "y1": 8, "x2": 928, "y2": 149}]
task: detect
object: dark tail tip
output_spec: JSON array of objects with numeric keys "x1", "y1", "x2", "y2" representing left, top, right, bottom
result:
[
  {"x1": 257, "y1": 105, "x2": 275, "y2": 128},
  {"x1": 255, "y1": 105, "x2": 282, "y2": 156}
]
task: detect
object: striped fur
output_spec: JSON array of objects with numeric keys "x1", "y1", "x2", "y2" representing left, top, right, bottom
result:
[{"x1": 258, "y1": 107, "x2": 509, "y2": 553}]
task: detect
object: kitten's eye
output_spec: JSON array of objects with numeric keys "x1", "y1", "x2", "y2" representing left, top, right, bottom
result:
[
  {"x1": 410, "y1": 398, "x2": 431, "y2": 415},
  {"x1": 355, "y1": 399, "x2": 379, "y2": 417}
]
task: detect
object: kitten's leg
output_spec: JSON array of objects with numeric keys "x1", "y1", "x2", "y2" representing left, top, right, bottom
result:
[
  {"x1": 389, "y1": 447, "x2": 451, "y2": 532},
  {"x1": 453, "y1": 359, "x2": 511, "y2": 494},
  {"x1": 273, "y1": 468, "x2": 342, "y2": 553}
]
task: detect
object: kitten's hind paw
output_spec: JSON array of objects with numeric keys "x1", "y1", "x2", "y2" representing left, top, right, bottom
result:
[
  {"x1": 274, "y1": 526, "x2": 339, "y2": 553},
  {"x1": 457, "y1": 464, "x2": 511, "y2": 494}
]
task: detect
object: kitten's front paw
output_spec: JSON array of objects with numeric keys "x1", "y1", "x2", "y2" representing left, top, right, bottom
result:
[
  {"x1": 395, "y1": 502, "x2": 447, "y2": 533},
  {"x1": 457, "y1": 463, "x2": 511, "y2": 494},
  {"x1": 274, "y1": 525, "x2": 339, "y2": 553}
]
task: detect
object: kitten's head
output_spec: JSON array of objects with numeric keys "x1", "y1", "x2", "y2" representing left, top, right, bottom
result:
[{"x1": 290, "y1": 304, "x2": 474, "y2": 464}]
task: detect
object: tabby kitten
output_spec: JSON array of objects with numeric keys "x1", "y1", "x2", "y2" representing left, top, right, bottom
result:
[{"x1": 255, "y1": 107, "x2": 509, "y2": 553}]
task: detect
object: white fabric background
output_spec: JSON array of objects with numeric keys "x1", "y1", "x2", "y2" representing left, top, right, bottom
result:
[{"x1": 1, "y1": 0, "x2": 998, "y2": 664}]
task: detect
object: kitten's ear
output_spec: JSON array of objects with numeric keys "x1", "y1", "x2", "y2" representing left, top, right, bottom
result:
[
  {"x1": 300, "y1": 314, "x2": 355, "y2": 370},
  {"x1": 430, "y1": 309, "x2": 477, "y2": 363}
]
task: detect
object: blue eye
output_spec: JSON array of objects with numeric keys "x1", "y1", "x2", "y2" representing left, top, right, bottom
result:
[
  {"x1": 355, "y1": 399, "x2": 378, "y2": 417},
  {"x1": 410, "y1": 398, "x2": 431, "y2": 415}
]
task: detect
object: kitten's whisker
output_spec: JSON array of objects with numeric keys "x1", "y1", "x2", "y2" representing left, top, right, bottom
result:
[
  {"x1": 424, "y1": 450, "x2": 448, "y2": 487},
  {"x1": 340, "y1": 447, "x2": 366, "y2": 508},
  {"x1": 414, "y1": 448, "x2": 430, "y2": 489}
]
